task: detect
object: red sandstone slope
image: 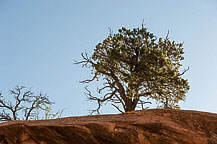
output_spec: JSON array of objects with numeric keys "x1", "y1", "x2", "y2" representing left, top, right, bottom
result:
[{"x1": 0, "y1": 109, "x2": 216, "y2": 144}]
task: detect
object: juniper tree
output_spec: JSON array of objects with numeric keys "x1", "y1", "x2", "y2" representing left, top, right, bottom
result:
[{"x1": 75, "y1": 26, "x2": 190, "y2": 114}]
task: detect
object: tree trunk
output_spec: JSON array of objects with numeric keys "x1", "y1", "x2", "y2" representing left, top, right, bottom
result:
[
  {"x1": 124, "y1": 93, "x2": 139, "y2": 112},
  {"x1": 13, "y1": 111, "x2": 16, "y2": 120},
  {"x1": 164, "y1": 97, "x2": 169, "y2": 109},
  {"x1": 125, "y1": 101, "x2": 137, "y2": 112}
]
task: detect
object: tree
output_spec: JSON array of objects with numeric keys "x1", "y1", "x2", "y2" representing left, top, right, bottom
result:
[
  {"x1": 0, "y1": 86, "x2": 54, "y2": 121},
  {"x1": 75, "y1": 26, "x2": 190, "y2": 114}
]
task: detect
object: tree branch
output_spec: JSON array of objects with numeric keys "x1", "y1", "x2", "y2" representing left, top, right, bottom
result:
[
  {"x1": 138, "y1": 99, "x2": 152, "y2": 110},
  {"x1": 179, "y1": 67, "x2": 189, "y2": 76},
  {"x1": 0, "y1": 86, "x2": 53, "y2": 121},
  {"x1": 111, "y1": 104, "x2": 123, "y2": 113},
  {"x1": 80, "y1": 72, "x2": 98, "y2": 84},
  {"x1": 85, "y1": 86, "x2": 118, "y2": 114}
]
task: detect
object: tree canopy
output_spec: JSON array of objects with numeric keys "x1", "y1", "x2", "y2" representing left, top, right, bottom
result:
[{"x1": 75, "y1": 26, "x2": 190, "y2": 114}]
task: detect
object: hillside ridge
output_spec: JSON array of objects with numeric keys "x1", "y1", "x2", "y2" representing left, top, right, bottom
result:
[{"x1": 0, "y1": 109, "x2": 216, "y2": 144}]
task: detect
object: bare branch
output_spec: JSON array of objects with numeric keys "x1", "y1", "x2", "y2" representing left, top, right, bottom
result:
[
  {"x1": 113, "y1": 94, "x2": 125, "y2": 110},
  {"x1": 111, "y1": 104, "x2": 123, "y2": 113},
  {"x1": 138, "y1": 100, "x2": 152, "y2": 110},
  {"x1": 0, "y1": 101, "x2": 13, "y2": 111},
  {"x1": 166, "y1": 30, "x2": 170, "y2": 40},
  {"x1": 80, "y1": 72, "x2": 98, "y2": 84},
  {"x1": 179, "y1": 66, "x2": 190, "y2": 76},
  {"x1": 74, "y1": 51, "x2": 96, "y2": 67},
  {"x1": 108, "y1": 27, "x2": 113, "y2": 36},
  {"x1": 25, "y1": 98, "x2": 38, "y2": 120},
  {"x1": 85, "y1": 86, "x2": 119, "y2": 114},
  {"x1": 0, "y1": 86, "x2": 54, "y2": 121},
  {"x1": 0, "y1": 110, "x2": 12, "y2": 121}
]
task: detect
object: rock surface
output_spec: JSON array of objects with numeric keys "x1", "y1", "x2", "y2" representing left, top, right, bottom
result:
[{"x1": 0, "y1": 109, "x2": 217, "y2": 144}]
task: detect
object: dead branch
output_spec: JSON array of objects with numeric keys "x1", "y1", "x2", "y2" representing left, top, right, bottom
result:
[
  {"x1": 85, "y1": 86, "x2": 119, "y2": 114},
  {"x1": 179, "y1": 67, "x2": 190, "y2": 76},
  {"x1": 74, "y1": 51, "x2": 96, "y2": 67},
  {"x1": 0, "y1": 110, "x2": 11, "y2": 121},
  {"x1": 138, "y1": 99, "x2": 152, "y2": 110},
  {"x1": 111, "y1": 104, "x2": 123, "y2": 113},
  {"x1": 80, "y1": 72, "x2": 98, "y2": 84},
  {"x1": 0, "y1": 86, "x2": 53, "y2": 121}
]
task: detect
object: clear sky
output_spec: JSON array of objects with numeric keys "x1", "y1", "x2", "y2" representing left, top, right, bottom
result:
[{"x1": 0, "y1": 0, "x2": 217, "y2": 117}]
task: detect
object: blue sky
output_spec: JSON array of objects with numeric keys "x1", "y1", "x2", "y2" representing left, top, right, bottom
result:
[{"x1": 0, "y1": 0, "x2": 217, "y2": 117}]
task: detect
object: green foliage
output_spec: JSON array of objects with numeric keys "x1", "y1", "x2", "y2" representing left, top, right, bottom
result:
[{"x1": 76, "y1": 26, "x2": 190, "y2": 113}]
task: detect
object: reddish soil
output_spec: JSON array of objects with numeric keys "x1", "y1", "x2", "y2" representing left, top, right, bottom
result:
[{"x1": 0, "y1": 109, "x2": 216, "y2": 144}]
